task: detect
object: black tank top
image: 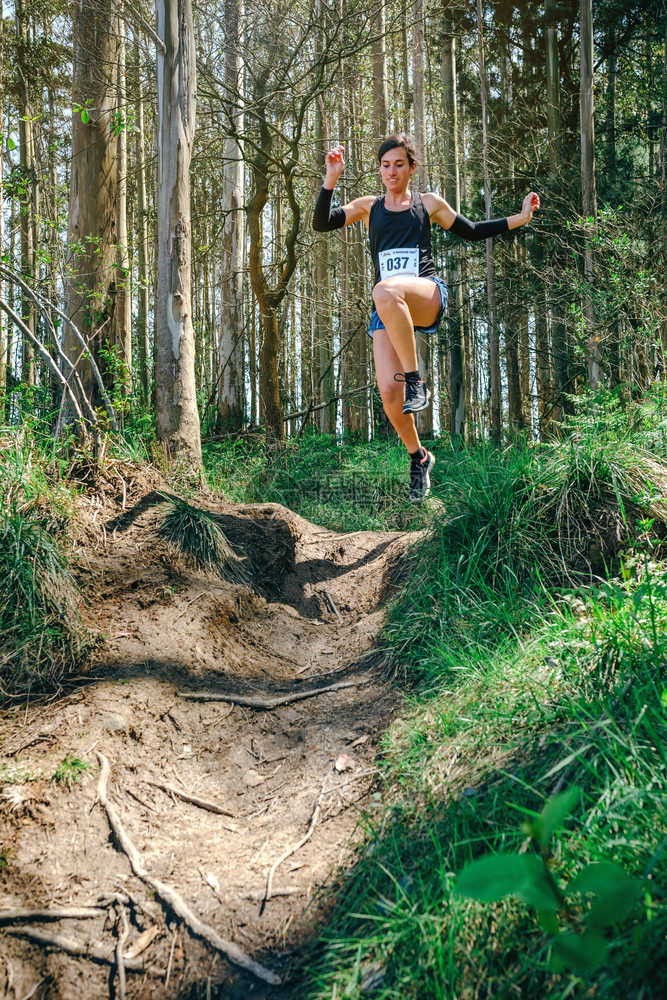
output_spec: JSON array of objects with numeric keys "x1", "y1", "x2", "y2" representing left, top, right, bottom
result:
[{"x1": 368, "y1": 191, "x2": 438, "y2": 287}]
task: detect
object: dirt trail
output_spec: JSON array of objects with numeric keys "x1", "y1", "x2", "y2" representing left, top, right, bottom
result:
[{"x1": 0, "y1": 472, "x2": 412, "y2": 999}]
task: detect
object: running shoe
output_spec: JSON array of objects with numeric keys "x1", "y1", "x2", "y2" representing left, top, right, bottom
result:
[
  {"x1": 399, "y1": 376, "x2": 431, "y2": 414},
  {"x1": 409, "y1": 448, "x2": 435, "y2": 502}
]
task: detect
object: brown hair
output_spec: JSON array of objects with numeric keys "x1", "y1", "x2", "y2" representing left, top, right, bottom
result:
[{"x1": 377, "y1": 133, "x2": 418, "y2": 167}]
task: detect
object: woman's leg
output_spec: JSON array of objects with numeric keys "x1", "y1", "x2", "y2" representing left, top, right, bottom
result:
[
  {"x1": 373, "y1": 329, "x2": 422, "y2": 452},
  {"x1": 371, "y1": 276, "x2": 441, "y2": 373}
]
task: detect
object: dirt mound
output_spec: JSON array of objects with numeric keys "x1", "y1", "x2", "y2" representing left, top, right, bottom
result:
[{"x1": 0, "y1": 471, "x2": 413, "y2": 998}]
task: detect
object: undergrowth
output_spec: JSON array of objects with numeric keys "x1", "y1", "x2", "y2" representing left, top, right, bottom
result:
[
  {"x1": 203, "y1": 432, "x2": 442, "y2": 532},
  {"x1": 0, "y1": 429, "x2": 90, "y2": 695},
  {"x1": 301, "y1": 399, "x2": 667, "y2": 1000}
]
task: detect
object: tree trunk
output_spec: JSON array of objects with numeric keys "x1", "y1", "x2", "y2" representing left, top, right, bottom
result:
[
  {"x1": 17, "y1": 0, "x2": 36, "y2": 386},
  {"x1": 442, "y1": 21, "x2": 465, "y2": 442},
  {"x1": 115, "y1": 17, "x2": 132, "y2": 389},
  {"x1": 371, "y1": 1, "x2": 388, "y2": 141},
  {"x1": 545, "y1": 0, "x2": 562, "y2": 176},
  {"x1": 580, "y1": 0, "x2": 599, "y2": 387},
  {"x1": 154, "y1": 0, "x2": 202, "y2": 465},
  {"x1": 135, "y1": 43, "x2": 151, "y2": 403},
  {"x1": 218, "y1": 0, "x2": 246, "y2": 431},
  {"x1": 477, "y1": 0, "x2": 500, "y2": 443},
  {"x1": 64, "y1": 0, "x2": 120, "y2": 410}
]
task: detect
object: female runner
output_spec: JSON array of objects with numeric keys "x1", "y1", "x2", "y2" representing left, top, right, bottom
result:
[{"x1": 313, "y1": 133, "x2": 540, "y2": 500}]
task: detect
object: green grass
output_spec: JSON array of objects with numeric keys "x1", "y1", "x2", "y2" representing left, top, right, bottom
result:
[
  {"x1": 51, "y1": 754, "x2": 92, "y2": 789},
  {"x1": 297, "y1": 422, "x2": 667, "y2": 1000},
  {"x1": 0, "y1": 429, "x2": 90, "y2": 696},
  {"x1": 157, "y1": 493, "x2": 250, "y2": 583},
  {"x1": 203, "y1": 433, "x2": 444, "y2": 532}
]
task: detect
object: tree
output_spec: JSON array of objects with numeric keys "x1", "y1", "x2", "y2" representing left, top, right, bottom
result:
[{"x1": 154, "y1": 0, "x2": 202, "y2": 465}]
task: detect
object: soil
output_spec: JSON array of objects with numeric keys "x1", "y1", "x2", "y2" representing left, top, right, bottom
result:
[{"x1": 0, "y1": 466, "x2": 414, "y2": 999}]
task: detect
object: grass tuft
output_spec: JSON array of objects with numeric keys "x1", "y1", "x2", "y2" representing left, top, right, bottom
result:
[{"x1": 157, "y1": 494, "x2": 250, "y2": 584}]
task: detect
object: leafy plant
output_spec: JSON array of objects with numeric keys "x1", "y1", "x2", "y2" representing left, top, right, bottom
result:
[
  {"x1": 51, "y1": 755, "x2": 91, "y2": 789},
  {"x1": 455, "y1": 788, "x2": 641, "y2": 974}
]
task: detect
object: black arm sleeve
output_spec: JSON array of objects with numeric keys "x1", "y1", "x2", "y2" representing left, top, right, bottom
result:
[
  {"x1": 313, "y1": 186, "x2": 346, "y2": 232},
  {"x1": 449, "y1": 213, "x2": 509, "y2": 241}
]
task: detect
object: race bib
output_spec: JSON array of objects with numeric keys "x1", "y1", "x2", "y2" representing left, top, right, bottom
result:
[{"x1": 378, "y1": 247, "x2": 419, "y2": 281}]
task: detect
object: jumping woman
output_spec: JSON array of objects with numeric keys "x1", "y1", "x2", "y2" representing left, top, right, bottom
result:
[{"x1": 312, "y1": 133, "x2": 540, "y2": 500}]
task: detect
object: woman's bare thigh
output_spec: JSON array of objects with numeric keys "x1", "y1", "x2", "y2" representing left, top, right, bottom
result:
[{"x1": 373, "y1": 276, "x2": 441, "y2": 328}]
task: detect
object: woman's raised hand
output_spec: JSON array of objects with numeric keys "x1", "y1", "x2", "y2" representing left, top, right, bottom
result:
[
  {"x1": 324, "y1": 144, "x2": 345, "y2": 187},
  {"x1": 522, "y1": 191, "x2": 540, "y2": 221}
]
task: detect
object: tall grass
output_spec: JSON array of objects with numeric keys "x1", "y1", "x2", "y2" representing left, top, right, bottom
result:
[
  {"x1": 203, "y1": 433, "x2": 442, "y2": 532},
  {"x1": 0, "y1": 430, "x2": 88, "y2": 694},
  {"x1": 300, "y1": 418, "x2": 667, "y2": 1000}
]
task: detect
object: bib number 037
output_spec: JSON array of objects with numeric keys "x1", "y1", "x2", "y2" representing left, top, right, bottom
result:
[{"x1": 378, "y1": 247, "x2": 419, "y2": 281}]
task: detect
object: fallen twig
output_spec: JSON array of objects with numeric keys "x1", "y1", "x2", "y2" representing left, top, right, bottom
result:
[
  {"x1": 0, "y1": 907, "x2": 107, "y2": 924},
  {"x1": 244, "y1": 887, "x2": 303, "y2": 901},
  {"x1": 322, "y1": 588, "x2": 343, "y2": 622},
  {"x1": 178, "y1": 678, "x2": 365, "y2": 710},
  {"x1": 95, "y1": 752, "x2": 281, "y2": 986},
  {"x1": 5, "y1": 927, "x2": 163, "y2": 974},
  {"x1": 147, "y1": 780, "x2": 234, "y2": 817},
  {"x1": 261, "y1": 782, "x2": 326, "y2": 914}
]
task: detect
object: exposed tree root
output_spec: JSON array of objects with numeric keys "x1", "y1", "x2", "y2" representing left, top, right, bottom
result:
[
  {"x1": 147, "y1": 780, "x2": 235, "y2": 816},
  {"x1": 5, "y1": 926, "x2": 163, "y2": 974},
  {"x1": 0, "y1": 907, "x2": 106, "y2": 925},
  {"x1": 95, "y1": 752, "x2": 281, "y2": 986},
  {"x1": 260, "y1": 781, "x2": 326, "y2": 914},
  {"x1": 178, "y1": 678, "x2": 364, "y2": 709}
]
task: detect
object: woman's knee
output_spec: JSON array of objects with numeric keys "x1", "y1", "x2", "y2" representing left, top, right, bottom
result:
[
  {"x1": 377, "y1": 383, "x2": 405, "y2": 415},
  {"x1": 372, "y1": 280, "x2": 402, "y2": 313}
]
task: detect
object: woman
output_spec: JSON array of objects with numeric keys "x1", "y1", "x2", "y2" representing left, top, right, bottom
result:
[{"x1": 313, "y1": 133, "x2": 540, "y2": 501}]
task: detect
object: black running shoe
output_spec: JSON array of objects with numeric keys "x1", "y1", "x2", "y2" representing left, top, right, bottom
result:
[
  {"x1": 409, "y1": 449, "x2": 435, "y2": 502},
  {"x1": 395, "y1": 374, "x2": 431, "y2": 414}
]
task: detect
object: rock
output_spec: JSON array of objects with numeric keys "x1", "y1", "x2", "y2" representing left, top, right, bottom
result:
[
  {"x1": 102, "y1": 712, "x2": 129, "y2": 733},
  {"x1": 242, "y1": 769, "x2": 265, "y2": 787}
]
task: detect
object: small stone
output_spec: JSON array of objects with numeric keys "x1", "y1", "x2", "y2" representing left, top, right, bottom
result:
[
  {"x1": 242, "y1": 769, "x2": 265, "y2": 787},
  {"x1": 102, "y1": 712, "x2": 129, "y2": 733}
]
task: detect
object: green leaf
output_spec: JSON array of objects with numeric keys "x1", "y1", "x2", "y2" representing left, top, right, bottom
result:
[
  {"x1": 531, "y1": 787, "x2": 581, "y2": 848},
  {"x1": 7, "y1": 137, "x2": 15, "y2": 151},
  {"x1": 569, "y1": 862, "x2": 639, "y2": 929},
  {"x1": 551, "y1": 930, "x2": 608, "y2": 974},
  {"x1": 81, "y1": 109, "x2": 90, "y2": 124},
  {"x1": 537, "y1": 909, "x2": 560, "y2": 934},
  {"x1": 455, "y1": 854, "x2": 560, "y2": 910}
]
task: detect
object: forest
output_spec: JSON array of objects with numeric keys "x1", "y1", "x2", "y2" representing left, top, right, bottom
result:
[{"x1": 1, "y1": 0, "x2": 667, "y2": 998}]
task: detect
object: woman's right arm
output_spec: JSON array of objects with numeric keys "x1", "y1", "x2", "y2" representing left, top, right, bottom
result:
[{"x1": 313, "y1": 144, "x2": 374, "y2": 231}]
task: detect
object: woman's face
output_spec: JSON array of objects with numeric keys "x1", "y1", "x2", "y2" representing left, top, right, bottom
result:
[{"x1": 379, "y1": 147, "x2": 415, "y2": 192}]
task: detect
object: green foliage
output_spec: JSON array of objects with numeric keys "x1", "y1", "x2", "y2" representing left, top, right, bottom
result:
[
  {"x1": 203, "y1": 433, "x2": 441, "y2": 532},
  {"x1": 0, "y1": 430, "x2": 90, "y2": 694},
  {"x1": 456, "y1": 790, "x2": 641, "y2": 975},
  {"x1": 157, "y1": 494, "x2": 249, "y2": 584},
  {"x1": 51, "y1": 755, "x2": 91, "y2": 789}
]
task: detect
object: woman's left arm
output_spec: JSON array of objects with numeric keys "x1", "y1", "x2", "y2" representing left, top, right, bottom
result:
[{"x1": 424, "y1": 192, "x2": 540, "y2": 239}]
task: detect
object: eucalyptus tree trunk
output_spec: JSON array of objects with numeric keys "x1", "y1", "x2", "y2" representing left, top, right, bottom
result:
[
  {"x1": 154, "y1": 0, "x2": 202, "y2": 465},
  {"x1": 218, "y1": 0, "x2": 245, "y2": 430},
  {"x1": 545, "y1": 0, "x2": 567, "y2": 425},
  {"x1": 580, "y1": 0, "x2": 599, "y2": 388},
  {"x1": 442, "y1": 20, "x2": 465, "y2": 442},
  {"x1": 412, "y1": 0, "x2": 432, "y2": 435},
  {"x1": 0, "y1": 26, "x2": 5, "y2": 397},
  {"x1": 371, "y1": 0, "x2": 388, "y2": 141},
  {"x1": 135, "y1": 44, "x2": 151, "y2": 403},
  {"x1": 545, "y1": 0, "x2": 562, "y2": 176},
  {"x1": 477, "y1": 0, "x2": 500, "y2": 442},
  {"x1": 535, "y1": 293, "x2": 551, "y2": 439},
  {"x1": 315, "y1": 93, "x2": 334, "y2": 434},
  {"x1": 64, "y1": 0, "x2": 120, "y2": 409},
  {"x1": 115, "y1": 17, "x2": 132, "y2": 388},
  {"x1": 17, "y1": 0, "x2": 35, "y2": 386},
  {"x1": 606, "y1": 24, "x2": 616, "y2": 185}
]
